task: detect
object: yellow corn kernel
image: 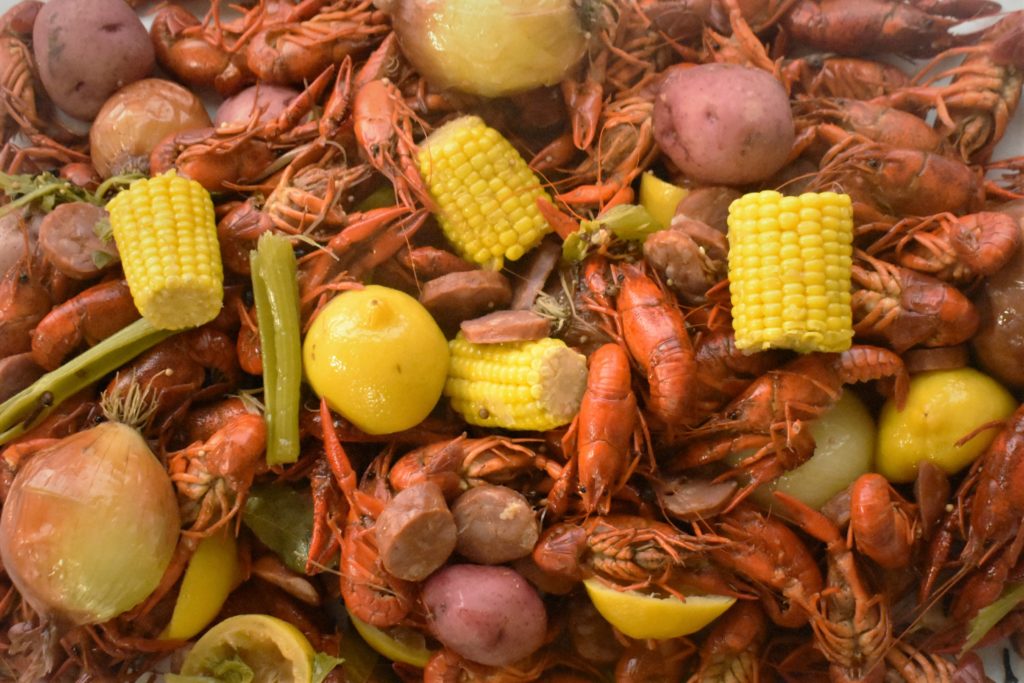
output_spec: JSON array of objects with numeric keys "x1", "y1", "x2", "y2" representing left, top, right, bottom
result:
[
  {"x1": 445, "y1": 334, "x2": 587, "y2": 431},
  {"x1": 107, "y1": 170, "x2": 223, "y2": 330},
  {"x1": 417, "y1": 115, "x2": 552, "y2": 270},
  {"x1": 727, "y1": 190, "x2": 853, "y2": 353}
]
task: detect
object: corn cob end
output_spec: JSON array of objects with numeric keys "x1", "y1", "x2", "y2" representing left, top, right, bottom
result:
[
  {"x1": 445, "y1": 335, "x2": 587, "y2": 431},
  {"x1": 727, "y1": 190, "x2": 854, "y2": 354}
]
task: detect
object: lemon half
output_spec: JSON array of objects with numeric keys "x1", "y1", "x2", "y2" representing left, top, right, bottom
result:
[
  {"x1": 583, "y1": 578, "x2": 735, "y2": 640},
  {"x1": 180, "y1": 614, "x2": 317, "y2": 683}
]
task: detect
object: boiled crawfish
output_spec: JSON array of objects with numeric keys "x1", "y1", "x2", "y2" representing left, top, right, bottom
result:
[
  {"x1": 675, "y1": 346, "x2": 908, "y2": 505},
  {"x1": 851, "y1": 254, "x2": 979, "y2": 352},
  {"x1": 865, "y1": 211, "x2": 1021, "y2": 285},
  {"x1": 532, "y1": 514, "x2": 733, "y2": 598},
  {"x1": 318, "y1": 398, "x2": 414, "y2": 627},
  {"x1": 168, "y1": 411, "x2": 268, "y2": 537}
]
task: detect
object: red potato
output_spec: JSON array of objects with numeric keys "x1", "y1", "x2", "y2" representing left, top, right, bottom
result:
[
  {"x1": 33, "y1": 0, "x2": 154, "y2": 120},
  {"x1": 451, "y1": 485, "x2": 539, "y2": 564},
  {"x1": 214, "y1": 84, "x2": 301, "y2": 128},
  {"x1": 653, "y1": 64, "x2": 795, "y2": 185},
  {"x1": 423, "y1": 564, "x2": 548, "y2": 667},
  {"x1": 375, "y1": 482, "x2": 457, "y2": 582}
]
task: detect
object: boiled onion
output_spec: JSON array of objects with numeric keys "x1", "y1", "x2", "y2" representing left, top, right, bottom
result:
[
  {"x1": 385, "y1": 0, "x2": 588, "y2": 97},
  {"x1": 0, "y1": 422, "x2": 180, "y2": 625}
]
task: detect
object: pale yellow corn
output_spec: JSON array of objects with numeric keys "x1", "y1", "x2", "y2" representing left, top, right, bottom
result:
[
  {"x1": 417, "y1": 115, "x2": 552, "y2": 270},
  {"x1": 727, "y1": 190, "x2": 853, "y2": 353},
  {"x1": 107, "y1": 171, "x2": 223, "y2": 330},
  {"x1": 445, "y1": 334, "x2": 587, "y2": 431}
]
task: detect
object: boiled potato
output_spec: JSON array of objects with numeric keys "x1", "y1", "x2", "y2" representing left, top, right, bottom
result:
[
  {"x1": 33, "y1": 0, "x2": 155, "y2": 120},
  {"x1": 653, "y1": 64, "x2": 794, "y2": 185}
]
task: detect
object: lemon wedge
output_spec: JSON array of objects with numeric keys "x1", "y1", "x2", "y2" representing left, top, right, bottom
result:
[
  {"x1": 180, "y1": 614, "x2": 317, "y2": 683},
  {"x1": 583, "y1": 578, "x2": 735, "y2": 640},
  {"x1": 639, "y1": 172, "x2": 688, "y2": 229},
  {"x1": 162, "y1": 530, "x2": 240, "y2": 640},
  {"x1": 347, "y1": 609, "x2": 433, "y2": 668}
]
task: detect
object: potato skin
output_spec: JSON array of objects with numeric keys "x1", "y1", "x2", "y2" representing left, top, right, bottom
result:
[
  {"x1": 653, "y1": 64, "x2": 794, "y2": 185},
  {"x1": 452, "y1": 485, "x2": 539, "y2": 564},
  {"x1": 423, "y1": 564, "x2": 547, "y2": 667},
  {"x1": 33, "y1": 0, "x2": 154, "y2": 120}
]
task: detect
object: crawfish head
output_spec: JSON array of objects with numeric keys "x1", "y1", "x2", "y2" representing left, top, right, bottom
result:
[{"x1": 533, "y1": 523, "x2": 588, "y2": 581}]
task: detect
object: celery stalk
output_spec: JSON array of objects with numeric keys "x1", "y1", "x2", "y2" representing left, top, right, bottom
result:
[
  {"x1": 250, "y1": 233, "x2": 302, "y2": 465},
  {"x1": 0, "y1": 318, "x2": 173, "y2": 445}
]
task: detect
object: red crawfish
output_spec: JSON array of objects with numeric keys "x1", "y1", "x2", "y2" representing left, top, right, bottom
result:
[
  {"x1": 560, "y1": 343, "x2": 641, "y2": 516},
  {"x1": 779, "y1": 0, "x2": 997, "y2": 58},
  {"x1": 710, "y1": 504, "x2": 824, "y2": 627},
  {"x1": 675, "y1": 346, "x2": 908, "y2": 507},
  {"x1": 531, "y1": 514, "x2": 734, "y2": 599},
  {"x1": 772, "y1": 491, "x2": 892, "y2": 683},
  {"x1": 614, "y1": 261, "x2": 696, "y2": 432},
  {"x1": 866, "y1": 211, "x2": 1021, "y2": 285},
  {"x1": 883, "y1": 9, "x2": 1024, "y2": 164},
  {"x1": 851, "y1": 254, "x2": 979, "y2": 353},
  {"x1": 318, "y1": 398, "x2": 414, "y2": 627},
  {"x1": 923, "y1": 403, "x2": 1024, "y2": 623},
  {"x1": 791, "y1": 97, "x2": 945, "y2": 157},
  {"x1": 686, "y1": 601, "x2": 768, "y2": 682},
  {"x1": 848, "y1": 473, "x2": 918, "y2": 571},
  {"x1": 782, "y1": 55, "x2": 911, "y2": 100},
  {"x1": 168, "y1": 411, "x2": 268, "y2": 537},
  {"x1": 813, "y1": 137, "x2": 984, "y2": 223}
]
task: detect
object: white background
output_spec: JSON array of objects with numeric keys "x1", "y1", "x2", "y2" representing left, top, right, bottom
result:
[{"x1": 3, "y1": 0, "x2": 1024, "y2": 677}]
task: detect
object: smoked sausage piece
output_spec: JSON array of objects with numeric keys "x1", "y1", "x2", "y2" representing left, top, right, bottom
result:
[{"x1": 376, "y1": 481, "x2": 457, "y2": 582}]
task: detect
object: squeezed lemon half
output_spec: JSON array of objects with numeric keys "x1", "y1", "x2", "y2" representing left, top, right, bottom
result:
[
  {"x1": 180, "y1": 614, "x2": 317, "y2": 683},
  {"x1": 583, "y1": 578, "x2": 735, "y2": 640}
]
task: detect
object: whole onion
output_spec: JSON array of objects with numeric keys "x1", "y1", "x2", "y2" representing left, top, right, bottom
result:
[
  {"x1": 0, "y1": 422, "x2": 180, "y2": 625},
  {"x1": 385, "y1": 0, "x2": 588, "y2": 98},
  {"x1": 89, "y1": 78, "x2": 211, "y2": 178}
]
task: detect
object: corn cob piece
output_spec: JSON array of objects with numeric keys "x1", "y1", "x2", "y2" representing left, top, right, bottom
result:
[
  {"x1": 107, "y1": 170, "x2": 223, "y2": 330},
  {"x1": 417, "y1": 115, "x2": 552, "y2": 270},
  {"x1": 445, "y1": 334, "x2": 587, "y2": 431},
  {"x1": 727, "y1": 190, "x2": 854, "y2": 353}
]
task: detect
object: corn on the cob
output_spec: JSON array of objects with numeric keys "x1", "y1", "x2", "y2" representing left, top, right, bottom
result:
[
  {"x1": 445, "y1": 334, "x2": 587, "y2": 431},
  {"x1": 417, "y1": 115, "x2": 552, "y2": 270},
  {"x1": 727, "y1": 190, "x2": 853, "y2": 353},
  {"x1": 107, "y1": 170, "x2": 223, "y2": 330}
]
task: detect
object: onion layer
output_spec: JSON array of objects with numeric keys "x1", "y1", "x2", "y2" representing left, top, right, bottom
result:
[{"x1": 0, "y1": 422, "x2": 180, "y2": 625}]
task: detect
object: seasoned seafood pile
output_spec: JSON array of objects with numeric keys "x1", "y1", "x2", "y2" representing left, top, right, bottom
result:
[{"x1": 1, "y1": 0, "x2": 1024, "y2": 680}]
